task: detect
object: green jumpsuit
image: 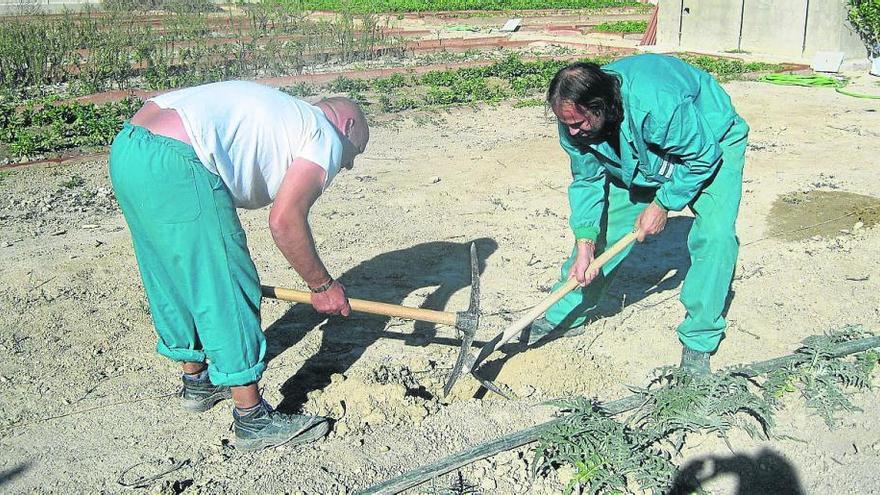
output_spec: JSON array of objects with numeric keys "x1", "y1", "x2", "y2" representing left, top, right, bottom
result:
[{"x1": 545, "y1": 54, "x2": 749, "y2": 354}]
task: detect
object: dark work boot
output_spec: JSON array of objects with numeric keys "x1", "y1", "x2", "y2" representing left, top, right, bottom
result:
[
  {"x1": 179, "y1": 371, "x2": 232, "y2": 413},
  {"x1": 680, "y1": 346, "x2": 711, "y2": 375},
  {"x1": 523, "y1": 317, "x2": 586, "y2": 345},
  {"x1": 234, "y1": 400, "x2": 330, "y2": 452}
]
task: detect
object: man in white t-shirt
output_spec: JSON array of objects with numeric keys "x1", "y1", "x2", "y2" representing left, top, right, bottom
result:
[{"x1": 109, "y1": 81, "x2": 369, "y2": 451}]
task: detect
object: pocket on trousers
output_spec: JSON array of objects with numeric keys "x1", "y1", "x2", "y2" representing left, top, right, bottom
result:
[{"x1": 147, "y1": 159, "x2": 201, "y2": 224}]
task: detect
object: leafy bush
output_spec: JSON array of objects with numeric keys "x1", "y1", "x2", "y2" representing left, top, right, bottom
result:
[
  {"x1": 848, "y1": 0, "x2": 880, "y2": 57},
  {"x1": 281, "y1": 82, "x2": 318, "y2": 97},
  {"x1": 0, "y1": 15, "x2": 82, "y2": 90},
  {"x1": 372, "y1": 73, "x2": 409, "y2": 92},
  {"x1": 325, "y1": 75, "x2": 371, "y2": 93}
]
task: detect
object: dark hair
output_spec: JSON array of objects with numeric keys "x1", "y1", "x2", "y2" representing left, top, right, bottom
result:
[{"x1": 547, "y1": 62, "x2": 623, "y2": 128}]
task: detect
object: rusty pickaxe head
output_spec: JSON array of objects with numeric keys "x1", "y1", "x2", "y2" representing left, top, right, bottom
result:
[
  {"x1": 443, "y1": 243, "x2": 510, "y2": 399},
  {"x1": 453, "y1": 242, "x2": 480, "y2": 338}
]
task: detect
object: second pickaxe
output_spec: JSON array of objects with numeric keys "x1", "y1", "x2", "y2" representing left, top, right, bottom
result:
[
  {"x1": 260, "y1": 243, "x2": 507, "y2": 397},
  {"x1": 442, "y1": 231, "x2": 639, "y2": 397}
]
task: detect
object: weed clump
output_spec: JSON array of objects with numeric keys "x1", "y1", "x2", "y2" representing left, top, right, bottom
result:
[{"x1": 534, "y1": 327, "x2": 878, "y2": 494}]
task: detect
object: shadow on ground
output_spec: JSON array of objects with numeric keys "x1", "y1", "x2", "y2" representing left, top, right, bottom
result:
[
  {"x1": 474, "y1": 216, "x2": 701, "y2": 398},
  {"x1": 0, "y1": 462, "x2": 31, "y2": 490},
  {"x1": 263, "y1": 238, "x2": 498, "y2": 413},
  {"x1": 668, "y1": 448, "x2": 805, "y2": 495}
]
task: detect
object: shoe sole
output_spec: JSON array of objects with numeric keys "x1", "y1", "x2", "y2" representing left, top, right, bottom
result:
[
  {"x1": 180, "y1": 390, "x2": 233, "y2": 413},
  {"x1": 236, "y1": 419, "x2": 330, "y2": 452}
]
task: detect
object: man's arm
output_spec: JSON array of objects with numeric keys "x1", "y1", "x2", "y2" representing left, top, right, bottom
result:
[
  {"x1": 269, "y1": 158, "x2": 350, "y2": 316},
  {"x1": 559, "y1": 123, "x2": 606, "y2": 286}
]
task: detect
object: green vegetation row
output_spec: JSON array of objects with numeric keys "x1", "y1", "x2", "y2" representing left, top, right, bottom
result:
[
  {"x1": 299, "y1": 0, "x2": 640, "y2": 13},
  {"x1": 0, "y1": 54, "x2": 782, "y2": 160},
  {"x1": 0, "y1": 4, "x2": 396, "y2": 96},
  {"x1": 593, "y1": 19, "x2": 648, "y2": 33},
  {"x1": 0, "y1": 98, "x2": 141, "y2": 159}
]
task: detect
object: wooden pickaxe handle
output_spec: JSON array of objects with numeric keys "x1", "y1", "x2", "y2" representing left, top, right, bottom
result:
[
  {"x1": 485, "y1": 230, "x2": 638, "y2": 354},
  {"x1": 261, "y1": 285, "x2": 458, "y2": 326},
  {"x1": 446, "y1": 230, "x2": 640, "y2": 396}
]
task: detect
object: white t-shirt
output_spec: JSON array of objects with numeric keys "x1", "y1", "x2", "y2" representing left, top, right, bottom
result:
[{"x1": 149, "y1": 81, "x2": 343, "y2": 209}]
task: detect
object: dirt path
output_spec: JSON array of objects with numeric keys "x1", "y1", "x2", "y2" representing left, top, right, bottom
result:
[{"x1": 1, "y1": 75, "x2": 879, "y2": 494}]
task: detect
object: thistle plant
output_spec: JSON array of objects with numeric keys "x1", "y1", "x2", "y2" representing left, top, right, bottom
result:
[
  {"x1": 535, "y1": 327, "x2": 878, "y2": 495},
  {"x1": 533, "y1": 398, "x2": 676, "y2": 494},
  {"x1": 761, "y1": 326, "x2": 878, "y2": 427}
]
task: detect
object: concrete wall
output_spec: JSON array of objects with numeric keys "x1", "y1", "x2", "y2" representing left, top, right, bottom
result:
[
  {"x1": 657, "y1": 0, "x2": 870, "y2": 62},
  {"x1": 739, "y1": 0, "x2": 809, "y2": 56},
  {"x1": 680, "y1": 0, "x2": 743, "y2": 52},
  {"x1": 803, "y1": 0, "x2": 867, "y2": 60}
]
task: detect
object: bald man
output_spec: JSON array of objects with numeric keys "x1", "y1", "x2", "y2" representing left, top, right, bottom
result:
[{"x1": 109, "y1": 81, "x2": 369, "y2": 451}]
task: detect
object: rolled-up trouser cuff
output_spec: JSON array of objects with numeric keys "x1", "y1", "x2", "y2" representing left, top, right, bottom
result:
[
  {"x1": 207, "y1": 360, "x2": 266, "y2": 387},
  {"x1": 156, "y1": 340, "x2": 206, "y2": 364}
]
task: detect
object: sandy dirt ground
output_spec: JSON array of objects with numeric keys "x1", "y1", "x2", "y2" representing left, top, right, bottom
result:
[{"x1": 2, "y1": 53, "x2": 880, "y2": 494}]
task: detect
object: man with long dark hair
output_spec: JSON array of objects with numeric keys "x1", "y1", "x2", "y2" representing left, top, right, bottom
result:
[{"x1": 528, "y1": 54, "x2": 749, "y2": 374}]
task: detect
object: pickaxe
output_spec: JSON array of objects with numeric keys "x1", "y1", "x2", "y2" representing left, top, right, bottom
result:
[
  {"x1": 442, "y1": 231, "x2": 639, "y2": 398},
  {"x1": 260, "y1": 243, "x2": 508, "y2": 397}
]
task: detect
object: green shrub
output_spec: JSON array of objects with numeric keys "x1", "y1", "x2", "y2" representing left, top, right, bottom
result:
[{"x1": 848, "y1": 0, "x2": 880, "y2": 57}]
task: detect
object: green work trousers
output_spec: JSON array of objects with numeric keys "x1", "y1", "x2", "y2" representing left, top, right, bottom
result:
[
  {"x1": 545, "y1": 120, "x2": 749, "y2": 353},
  {"x1": 109, "y1": 123, "x2": 266, "y2": 386}
]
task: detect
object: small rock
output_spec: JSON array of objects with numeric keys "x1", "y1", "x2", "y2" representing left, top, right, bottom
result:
[
  {"x1": 480, "y1": 477, "x2": 497, "y2": 490},
  {"x1": 854, "y1": 221, "x2": 864, "y2": 231},
  {"x1": 430, "y1": 176, "x2": 441, "y2": 184},
  {"x1": 0, "y1": 375, "x2": 9, "y2": 383},
  {"x1": 330, "y1": 373, "x2": 346, "y2": 384}
]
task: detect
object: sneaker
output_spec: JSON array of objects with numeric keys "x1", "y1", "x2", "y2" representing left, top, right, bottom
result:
[
  {"x1": 680, "y1": 346, "x2": 711, "y2": 375},
  {"x1": 234, "y1": 401, "x2": 330, "y2": 452},
  {"x1": 523, "y1": 317, "x2": 586, "y2": 345},
  {"x1": 179, "y1": 372, "x2": 232, "y2": 413}
]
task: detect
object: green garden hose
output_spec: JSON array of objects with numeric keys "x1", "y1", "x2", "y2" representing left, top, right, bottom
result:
[{"x1": 758, "y1": 72, "x2": 880, "y2": 99}]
